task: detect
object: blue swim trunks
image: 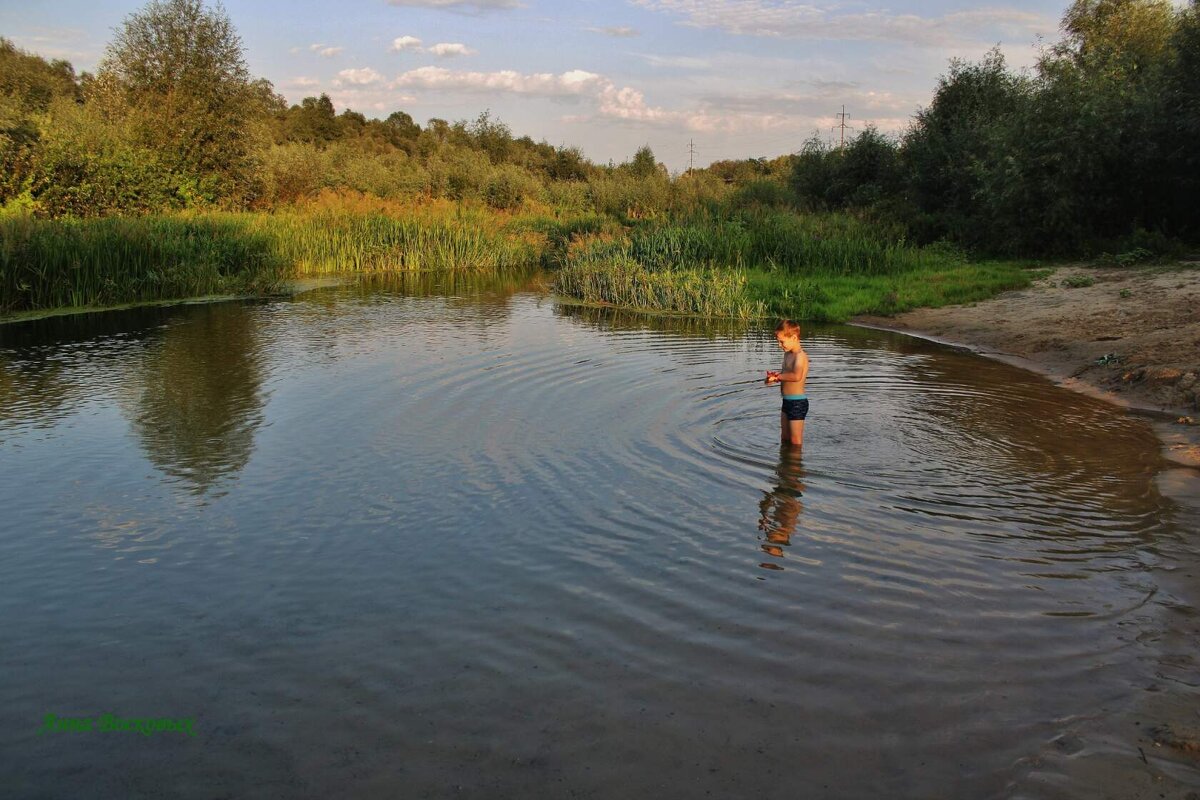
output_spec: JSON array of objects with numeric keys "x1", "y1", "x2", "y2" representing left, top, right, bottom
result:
[{"x1": 781, "y1": 394, "x2": 809, "y2": 421}]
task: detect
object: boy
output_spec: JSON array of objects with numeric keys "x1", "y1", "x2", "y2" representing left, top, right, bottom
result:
[{"x1": 765, "y1": 319, "x2": 809, "y2": 448}]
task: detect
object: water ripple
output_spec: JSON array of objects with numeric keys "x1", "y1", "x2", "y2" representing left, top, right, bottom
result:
[{"x1": 0, "y1": 283, "x2": 1191, "y2": 799}]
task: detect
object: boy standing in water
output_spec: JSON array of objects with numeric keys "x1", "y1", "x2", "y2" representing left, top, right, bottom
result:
[{"x1": 765, "y1": 319, "x2": 809, "y2": 448}]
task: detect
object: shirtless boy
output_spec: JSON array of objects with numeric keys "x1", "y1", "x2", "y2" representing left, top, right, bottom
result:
[{"x1": 765, "y1": 319, "x2": 809, "y2": 448}]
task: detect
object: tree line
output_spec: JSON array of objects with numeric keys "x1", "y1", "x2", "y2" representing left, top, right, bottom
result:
[
  {"x1": 1, "y1": 0, "x2": 1196, "y2": 257},
  {"x1": 791, "y1": 0, "x2": 1199, "y2": 255}
]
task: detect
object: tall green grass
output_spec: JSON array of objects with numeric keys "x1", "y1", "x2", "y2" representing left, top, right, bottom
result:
[
  {"x1": 258, "y1": 211, "x2": 538, "y2": 274},
  {"x1": 552, "y1": 209, "x2": 1036, "y2": 321},
  {"x1": 553, "y1": 301, "x2": 757, "y2": 338},
  {"x1": 553, "y1": 254, "x2": 765, "y2": 318},
  {"x1": 592, "y1": 211, "x2": 932, "y2": 274},
  {"x1": 0, "y1": 208, "x2": 542, "y2": 313},
  {"x1": 0, "y1": 203, "x2": 1037, "y2": 322},
  {"x1": 746, "y1": 262, "x2": 1037, "y2": 322},
  {"x1": 0, "y1": 215, "x2": 288, "y2": 312}
]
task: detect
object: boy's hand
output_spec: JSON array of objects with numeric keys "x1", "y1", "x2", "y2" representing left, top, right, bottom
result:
[{"x1": 765, "y1": 370, "x2": 780, "y2": 383}]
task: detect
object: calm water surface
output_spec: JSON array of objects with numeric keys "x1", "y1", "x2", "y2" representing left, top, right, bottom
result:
[{"x1": 1, "y1": 272, "x2": 1196, "y2": 799}]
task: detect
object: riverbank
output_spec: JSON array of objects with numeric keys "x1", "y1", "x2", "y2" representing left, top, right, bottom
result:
[
  {"x1": 858, "y1": 262, "x2": 1200, "y2": 797},
  {"x1": 853, "y1": 261, "x2": 1200, "y2": 467}
]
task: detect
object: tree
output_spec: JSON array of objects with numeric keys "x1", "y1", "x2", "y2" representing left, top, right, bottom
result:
[
  {"x1": 469, "y1": 109, "x2": 513, "y2": 164},
  {"x1": 628, "y1": 145, "x2": 658, "y2": 178},
  {"x1": 96, "y1": 0, "x2": 266, "y2": 205},
  {"x1": 383, "y1": 110, "x2": 421, "y2": 145},
  {"x1": 0, "y1": 38, "x2": 84, "y2": 204},
  {"x1": 833, "y1": 126, "x2": 901, "y2": 207},
  {"x1": 1057, "y1": 0, "x2": 1177, "y2": 78},
  {"x1": 0, "y1": 37, "x2": 81, "y2": 111},
  {"x1": 285, "y1": 94, "x2": 338, "y2": 144},
  {"x1": 1165, "y1": 0, "x2": 1200, "y2": 234},
  {"x1": 900, "y1": 48, "x2": 1029, "y2": 245},
  {"x1": 788, "y1": 134, "x2": 838, "y2": 209},
  {"x1": 548, "y1": 145, "x2": 588, "y2": 181}
]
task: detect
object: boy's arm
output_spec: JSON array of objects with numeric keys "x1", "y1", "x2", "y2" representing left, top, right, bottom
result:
[{"x1": 777, "y1": 350, "x2": 809, "y2": 382}]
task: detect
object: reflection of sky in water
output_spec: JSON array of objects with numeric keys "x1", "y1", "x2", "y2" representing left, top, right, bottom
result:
[{"x1": 0, "y1": 277, "x2": 1194, "y2": 799}]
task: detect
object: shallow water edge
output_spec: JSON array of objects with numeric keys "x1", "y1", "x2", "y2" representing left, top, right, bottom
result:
[{"x1": 851, "y1": 319, "x2": 1200, "y2": 798}]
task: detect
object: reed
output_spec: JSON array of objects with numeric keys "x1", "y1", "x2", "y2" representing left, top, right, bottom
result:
[
  {"x1": 740, "y1": 211, "x2": 930, "y2": 275},
  {"x1": 0, "y1": 200, "x2": 1033, "y2": 323},
  {"x1": 249, "y1": 210, "x2": 539, "y2": 274},
  {"x1": 551, "y1": 209, "x2": 1033, "y2": 320},
  {"x1": 0, "y1": 215, "x2": 287, "y2": 312},
  {"x1": 561, "y1": 210, "x2": 940, "y2": 275},
  {"x1": 553, "y1": 255, "x2": 765, "y2": 318},
  {"x1": 553, "y1": 301, "x2": 757, "y2": 339},
  {"x1": 0, "y1": 205, "x2": 543, "y2": 313}
]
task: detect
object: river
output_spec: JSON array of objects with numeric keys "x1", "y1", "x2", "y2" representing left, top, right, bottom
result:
[{"x1": 2, "y1": 271, "x2": 1196, "y2": 799}]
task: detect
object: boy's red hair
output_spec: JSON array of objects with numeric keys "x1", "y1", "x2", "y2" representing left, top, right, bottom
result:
[{"x1": 774, "y1": 319, "x2": 801, "y2": 336}]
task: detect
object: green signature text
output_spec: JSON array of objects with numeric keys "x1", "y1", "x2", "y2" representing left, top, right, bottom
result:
[{"x1": 38, "y1": 713, "x2": 196, "y2": 737}]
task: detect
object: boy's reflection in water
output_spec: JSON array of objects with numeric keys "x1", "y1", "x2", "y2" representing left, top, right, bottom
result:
[{"x1": 756, "y1": 445, "x2": 807, "y2": 571}]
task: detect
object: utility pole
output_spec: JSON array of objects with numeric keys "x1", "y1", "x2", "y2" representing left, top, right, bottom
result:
[
  {"x1": 835, "y1": 105, "x2": 853, "y2": 149},
  {"x1": 687, "y1": 139, "x2": 696, "y2": 173}
]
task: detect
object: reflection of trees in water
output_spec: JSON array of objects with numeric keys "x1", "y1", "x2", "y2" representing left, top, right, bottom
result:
[
  {"x1": 756, "y1": 446, "x2": 807, "y2": 571},
  {"x1": 554, "y1": 302, "x2": 757, "y2": 340},
  {"x1": 119, "y1": 303, "x2": 266, "y2": 496},
  {"x1": 0, "y1": 306, "x2": 181, "y2": 439},
  {"x1": 0, "y1": 354, "x2": 75, "y2": 438}
]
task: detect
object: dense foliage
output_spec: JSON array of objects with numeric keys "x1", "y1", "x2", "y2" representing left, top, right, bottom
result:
[
  {"x1": 790, "y1": 0, "x2": 1199, "y2": 255},
  {"x1": 0, "y1": 0, "x2": 1194, "y2": 323},
  {"x1": 2, "y1": 0, "x2": 1194, "y2": 258}
]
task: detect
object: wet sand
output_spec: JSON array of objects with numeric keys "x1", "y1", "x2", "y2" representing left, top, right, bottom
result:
[{"x1": 856, "y1": 263, "x2": 1200, "y2": 798}]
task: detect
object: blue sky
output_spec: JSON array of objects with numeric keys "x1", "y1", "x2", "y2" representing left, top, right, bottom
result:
[{"x1": 1, "y1": 0, "x2": 1070, "y2": 169}]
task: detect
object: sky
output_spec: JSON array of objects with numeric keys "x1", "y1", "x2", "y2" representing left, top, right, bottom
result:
[{"x1": 0, "y1": 0, "x2": 1071, "y2": 170}]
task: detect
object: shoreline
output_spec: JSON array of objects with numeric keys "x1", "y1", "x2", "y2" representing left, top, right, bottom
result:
[
  {"x1": 849, "y1": 319, "x2": 1200, "y2": 474},
  {"x1": 852, "y1": 262, "x2": 1200, "y2": 471},
  {"x1": 856, "y1": 272, "x2": 1200, "y2": 797},
  {"x1": 0, "y1": 276, "x2": 352, "y2": 327}
]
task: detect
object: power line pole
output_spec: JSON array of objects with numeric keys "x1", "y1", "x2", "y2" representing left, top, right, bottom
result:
[
  {"x1": 835, "y1": 105, "x2": 853, "y2": 149},
  {"x1": 687, "y1": 139, "x2": 696, "y2": 173}
]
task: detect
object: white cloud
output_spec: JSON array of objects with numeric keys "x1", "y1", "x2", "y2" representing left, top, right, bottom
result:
[
  {"x1": 392, "y1": 66, "x2": 608, "y2": 96},
  {"x1": 586, "y1": 25, "x2": 640, "y2": 37},
  {"x1": 308, "y1": 43, "x2": 344, "y2": 57},
  {"x1": 287, "y1": 76, "x2": 321, "y2": 88},
  {"x1": 326, "y1": 87, "x2": 420, "y2": 112},
  {"x1": 387, "y1": 0, "x2": 521, "y2": 10},
  {"x1": 389, "y1": 65, "x2": 793, "y2": 132},
  {"x1": 428, "y1": 42, "x2": 476, "y2": 57},
  {"x1": 630, "y1": 0, "x2": 1054, "y2": 47},
  {"x1": 337, "y1": 67, "x2": 384, "y2": 85},
  {"x1": 390, "y1": 35, "x2": 424, "y2": 52}
]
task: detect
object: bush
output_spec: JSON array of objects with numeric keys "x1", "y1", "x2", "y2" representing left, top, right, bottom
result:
[
  {"x1": 730, "y1": 178, "x2": 792, "y2": 209},
  {"x1": 30, "y1": 98, "x2": 180, "y2": 216},
  {"x1": 484, "y1": 164, "x2": 542, "y2": 210}
]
